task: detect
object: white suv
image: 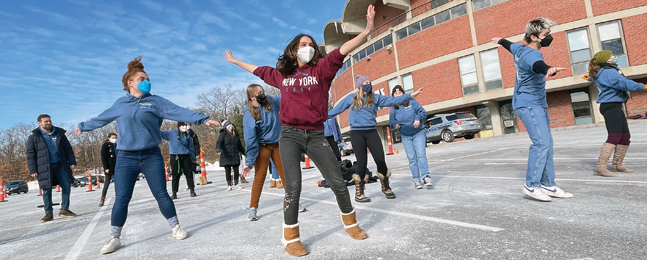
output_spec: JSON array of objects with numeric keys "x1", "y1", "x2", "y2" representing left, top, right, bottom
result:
[{"x1": 425, "y1": 112, "x2": 481, "y2": 144}]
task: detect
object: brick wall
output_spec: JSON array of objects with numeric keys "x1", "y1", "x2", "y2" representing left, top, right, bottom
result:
[
  {"x1": 352, "y1": 47, "x2": 397, "y2": 83},
  {"x1": 411, "y1": 59, "x2": 463, "y2": 105},
  {"x1": 622, "y1": 14, "x2": 647, "y2": 66},
  {"x1": 373, "y1": 0, "x2": 406, "y2": 30},
  {"x1": 331, "y1": 67, "x2": 354, "y2": 105},
  {"x1": 474, "y1": 0, "x2": 587, "y2": 45},
  {"x1": 626, "y1": 77, "x2": 647, "y2": 115},
  {"x1": 592, "y1": 0, "x2": 647, "y2": 16},
  {"x1": 515, "y1": 90, "x2": 575, "y2": 132}
]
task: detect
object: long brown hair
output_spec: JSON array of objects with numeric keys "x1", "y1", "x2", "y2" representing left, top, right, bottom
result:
[
  {"x1": 276, "y1": 34, "x2": 323, "y2": 75},
  {"x1": 121, "y1": 56, "x2": 147, "y2": 91},
  {"x1": 588, "y1": 59, "x2": 601, "y2": 79},
  {"x1": 352, "y1": 88, "x2": 375, "y2": 110},
  {"x1": 391, "y1": 85, "x2": 409, "y2": 109},
  {"x1": 246, "y1": 84, "x2": 273, "y2": 120}
]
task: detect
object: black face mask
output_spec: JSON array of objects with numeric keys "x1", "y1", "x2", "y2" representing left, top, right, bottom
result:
[
  {"x1": 539, "y1": 34, "x2": 553, "y2": 47},
  {"x1": 256, "y1": 93, "x2": 267, "y2": 104}
]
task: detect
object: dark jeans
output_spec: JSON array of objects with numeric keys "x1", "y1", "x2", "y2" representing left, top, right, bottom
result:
[
  {"x1": 112, "y1": 147, "x2": 176, "y2": 227},
  {"x1": 350, "y1": 129, "x2": 388, "y2": 179},
  {"x1": 600, "y1": 102, "x2": 630, "y2": 145},
  {"x1": 42, "y1": 162, "x2": 71, "y2": 214},
  {"x1": 326, "y1": 135, "x2": 342, "y2": 161},
  {"x1": 101, "y1": 173, "x2": 113, "y2": 198},
  {"x1": 224, "y1": 165, "x2": 239, "y2": 186},
  {"x1": 279, "y1": 126, "x2": 353, "y2": 225},
  {"x1": 170, "y1": 154, "x2": 195, "y2": 193}
]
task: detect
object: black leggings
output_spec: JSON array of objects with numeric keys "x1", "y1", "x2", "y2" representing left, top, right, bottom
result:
[
  {"x1": 171, "y1": 154, "x2": 195, "y2": 193},
  {"x1": 224, "y1": 165, "x2": 240, "y2": 186},
  {"x1": 350, "y1": 129, "x2": 388, "y2": 179},
  {"x1": 600, "y1": 102, "x2": 630, "y2": 145},
  {"x1": 326, "y1": 136, "x2": 342, "y2": 161},
  {"x1": 101, "y1": 173, "x2": 112, "y2": 198}
]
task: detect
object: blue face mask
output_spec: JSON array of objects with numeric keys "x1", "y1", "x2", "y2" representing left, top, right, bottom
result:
[
  {"x1": 362, "y1": 84, "x2": 372, "y2": 93},
  {"x1": 137, "y1": 80, "x2": 151, "y2": 95}
]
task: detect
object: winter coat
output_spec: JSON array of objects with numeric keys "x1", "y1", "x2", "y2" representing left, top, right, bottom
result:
[
  {"x1": 216, "y1": 129, "x2": 245, "y2": 166},
  {"x1": 25, "y1": 127, "x2": 77, "y2": 189},
  {"x1": 101, "y1": 141, "x2": 117, "y2": 175}
]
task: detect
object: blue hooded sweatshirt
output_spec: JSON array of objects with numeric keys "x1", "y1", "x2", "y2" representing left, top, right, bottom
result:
[
  {"x1": 328, "y1": 93, "x2": 412, "y2": 131},
  {"x1": 324, "y1": 117, "x2": 342, "y2": 142},
  {"x1": 590, "y1": 67, "x2": 646, "y2": 103},
  {"x1": 78, "y1": 93, "x2": 209, "y2": 151},
  {"x1": 389, "y1": 100, "x2": 427, "y2": 136},
  {"x1": 243, "y1": 96, "x2": 281, "y2": 168},
  {"x1": 162, "y1": 129, "x2": 195, "y2": 159}
]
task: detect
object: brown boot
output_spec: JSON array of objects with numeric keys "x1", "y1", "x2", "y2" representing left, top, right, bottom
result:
[
  {"x1": 352, "y1": 174, "x2": 370, "y2": 202},
  {"x1": 240, "y1": 177, "x2": 249, "y2": 183},
  {"x1": 99, "y1": 197, "x2": 105, "y2": 207},
  {"x1": 340, "y1": 209, "x2": 368, "y2": 240},
  {"x1": 594, "y1": 143, "x2": 615, "y2": 177},
  {"x1": 611, "y1": 144, "x2": 633, "y2": 172},
  {"x1": 40, "y1": 213, "x2": 53, "y2": 223},
  {"x1": 282, "y1": 222, "x2": 309, "y2": 256},
  {"x1": 59, "y1": 209, "x2": 77, "y2": 217},
  {"x1": 269, "y1": 179, "x2": 276, "y2": 188},
  {"x1": 376, "y1": 170, "x2": 396, "y2": 199},
  {"x1": 276, "y1": 180, "x2": 283, "y2": 189}
]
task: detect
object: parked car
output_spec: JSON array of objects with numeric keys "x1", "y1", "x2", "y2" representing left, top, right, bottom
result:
[
  {"x1": 77, "y1": 177, "x2": 88, "y2": 187},
  {"x1": 425, "y1": 112, "x2": 481, "y2": 144},
  {"x1": 339, "y1": 137, "x2": 354, "y2": 156},
  {"x1": 6, "y1": 180, "x2": 28, "y2": 195}
]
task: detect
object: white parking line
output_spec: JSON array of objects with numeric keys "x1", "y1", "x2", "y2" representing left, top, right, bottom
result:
[
  {"x1": 64, "y1": 197, "x2": 112, "y2": 260},
  {"x1": 251, "y1": 188, "x2": 504, "y2": 232},
  {"x1": 429, "y1": 175, "x2": 647, "y2": 184}
]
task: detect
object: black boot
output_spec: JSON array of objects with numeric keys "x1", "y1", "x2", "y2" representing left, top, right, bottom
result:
[
  {"x1": 171, "y1": 193, "x2": 177, "y2": 199},
  {"x1": 190, "y1": 189, "x2": 197, "y2": 197}
]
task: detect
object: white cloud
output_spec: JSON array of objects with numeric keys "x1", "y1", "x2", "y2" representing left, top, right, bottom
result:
[
  {"x1": 251, "y1": 36, "x2": 266, "y2": 42},
  {"x1": 139, "y1": 0, "x2": 165, "y2": 13},
  {"x1": 272, "y1": 17, "x2": 287, "y2": 27}
]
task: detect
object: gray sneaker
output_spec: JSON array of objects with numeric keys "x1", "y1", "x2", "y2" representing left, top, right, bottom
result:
[
  {"x1": 101, "y1": 237, "x2": 121, "y2": 254},
  {"x1": 298, "y1": 204, "x2": 307, "y2": 213},
  {"x1": 422, "y1": 175, "x2": 433, "y2": 186},
  {"x1": 414, "y1": 182, "x2": 423, "y2": 189},
  {"x1": 248, "y1": 207, "x2": 258, "y2": 221}
]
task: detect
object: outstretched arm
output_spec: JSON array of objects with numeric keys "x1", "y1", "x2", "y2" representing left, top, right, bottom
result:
[
  {"x1": 223, "y1": 50, "x2": 259, "y2": 73},
  {"x1": 339, "y1": 5, "x2": 375, "y2": 56}
]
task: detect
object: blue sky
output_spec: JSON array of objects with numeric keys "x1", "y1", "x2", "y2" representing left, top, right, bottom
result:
[{"x1": 0, "y1": 0, "x2": 348, "y2": 130}]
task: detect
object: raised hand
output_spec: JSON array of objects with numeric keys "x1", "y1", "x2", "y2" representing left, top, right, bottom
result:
[
  {"x1": 223, "y1": 50, "x2": 237, "y2": 64},
  {"x1": 546, "y1": 67, "x2": 567, "y2": 79},
  {"x1": 491, "y1": 37, "x2": 501, "y2": 44},
  {"x1": 411, "y1": 87, "x2": 424, "y2": 98},
  {"x1": 365, "y1": 4, "x2": 376, "y2": 32},
  {"x1": 75, "y1": 128, "x2": 81, "y2": 135},
  {"x1": 205, "y1": 119, "x2": 220, "y2": 126}
]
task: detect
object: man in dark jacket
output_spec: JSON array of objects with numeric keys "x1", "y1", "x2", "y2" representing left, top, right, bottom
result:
[
  {"x1": 26, "y1": 114, "x2": 78, "y2": 222},
  {"x1": 100, "y1": 133, "x2": 117, "y2": 207}
]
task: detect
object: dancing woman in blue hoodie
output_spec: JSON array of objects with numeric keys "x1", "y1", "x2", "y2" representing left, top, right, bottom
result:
[
  {"x1": 162, "y1": 122, "x2": 197, "y2": 199},
  {"x1": 76, "y1": 57, "x2": 219, "y2": 255},
  {"x1": 587, "y1": 50, "x2": 647, "y2": 177},
  {"x1": 389, "y1": 85, "x2": 432, "y2": 189},
  {"x1": 328, "y1": 75, "x2": 422, "y2": 202}
]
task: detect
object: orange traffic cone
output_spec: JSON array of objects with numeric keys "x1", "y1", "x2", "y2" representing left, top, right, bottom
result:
[
  {"x1": 386, "y1": 126, "x2": 394, "y2": 155},
  {"x1": 57, "y1": 185, "x2": 61, "y2": 192},
  {"x1": 0, "y1": 179, "x2": 6, "y2": 202},
  {"x1": 165, "y1": 162, "x2": 169, "y2": 181},
  {"x1": 87, "y1": 172, "x2": 94, "y2": 192},
  {"x1": 38, "y1": 189, "x2": 42, "y2": 196},
  {"x1": 198, "y1": 147, "x2": 212, "y2": 185},
  {"x1": 302, "y1": 154, "x2": 314, "y2": 169}
]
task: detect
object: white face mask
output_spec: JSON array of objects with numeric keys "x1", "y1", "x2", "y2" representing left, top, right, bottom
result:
[
  {"x1": 109, "y1": 138, "x2": 117, "y2": 144},
  {"x1": 179, "y1": 126, "x2": 187, "y2": 132},
  {"x1": 185, "y1": 125, "x2": 191, "y2": 130},
  {"x1": 226, "y1": 124, "x2": 234, "y2": 132},
  {"x1": 297, "y1": 46, "x2": 315, "y2": 64}
]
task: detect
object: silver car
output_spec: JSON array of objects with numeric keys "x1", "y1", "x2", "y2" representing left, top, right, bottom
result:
[
  {"x1": 425, "y1": 112, "x2": 481, "y2": 144},
  {"x1": 339, "y1": 137, "x2": 353, "y2": 156}
]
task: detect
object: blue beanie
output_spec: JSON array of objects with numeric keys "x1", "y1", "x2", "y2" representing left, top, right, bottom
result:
[{"x1": 355, "y1": 75, "x2": 370, "y2": 88}]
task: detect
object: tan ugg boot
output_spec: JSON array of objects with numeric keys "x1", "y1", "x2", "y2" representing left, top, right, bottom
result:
[
  {"x1": 352, "y1": 174, "x2": 370, "y2": 202},
  {"x1": 99, "y1": 197, "x2": 105, "y2": 207},
  {"x1": 269, "y1": 179, "x2": 277, "y2": 188},
  {"x1": 240, "y1": 177, "x2": 249, "y2": 183},
  {"x1": 611, "y1": 144, "x2": 633, "y2": 172},
  {"x1": 376, "y1": 170, "x2": 396, "y2": 199},
  {"x1": 282, "y1": 222, "x2": 308, "y2": 257},
  {"x1": 276, "y1": 180, "x2": 284, "y2": 189},
  {"x1": 594, "y1": 143, "x2": 615, "y2": 177},
  {"x1": 340, "y1": 209, "x2": 368, "y2": 240}
]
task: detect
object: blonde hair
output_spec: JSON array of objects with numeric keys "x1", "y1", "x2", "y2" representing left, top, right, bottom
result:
[
  {"x1": 352, "y1": 88, "x2": 375, "y2": 110},
  {"x1": 524, "y1": 17, "x2": 556, "y2": 43},
  {"x1": 246, "y1": 84, "x2": 272, "y2": 121}
]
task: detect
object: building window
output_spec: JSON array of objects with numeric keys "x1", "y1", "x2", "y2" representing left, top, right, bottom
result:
[
  {"x1": 431, "y1": 0, "x2": 449, "y2": 9},
  {"x1": 597, "y1": 21, "x2": 628, "y2": 67},
  {"x1": 402, "y1": 74, "x2": 414, "y2": 94},
  {"x1": 394, "y1": 4, "x2": 466, "y2": 41},
  {"x1": 434, "y1": 10, "x2": 450, "y2": 24},
  {"x1": 387, "y1": 77, "x2": 398, "y2": 93},
  {"x1": 396, "y1": 28, "x2": 408, "y2": 40},
  {"x1": 473, "y1": 0, "x2": 509, "y2": 11},
  {"x1": 421, "y1": 16, "x2": 435, "y2": 30},
  {"x1": 335, "y1": 59, "x2": 352, "y2": 79},
  {"x1": 459, "y1": 55, "x2": 479, "y2": 95},
  {"x1": 450, "y1": 3, "x2": 467, "y2": 17},
  {"x1": 566, "y1": 29, "x2": 592, "y2": 75},
  {"x1": 570, "y1": 88, "x2": 593, "y2": 125},
  {"x1": 479, "y1": 49, "x2": 503, "y2": 90},
  {"x1": 352, "y1": 35, "x2": 393, "y2": 63}
]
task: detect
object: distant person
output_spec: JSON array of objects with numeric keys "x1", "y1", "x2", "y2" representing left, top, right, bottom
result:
[
  {"x1": 26, "y1": 114, "x2": 78, "y2": 222},
  {"x1": 268, "y1": 158, "x2": 283, "y2": 189},
  {"x1": 76, "y1": 56, "x2": 219, "y2": 254},
  {"x1": 162, "y1": 122, "x2": 198, "y2": 199},
  {"x1": 100, "y1": 133, "x2": 118, "y2": 206},
  {"x1": 216, "y1": 120, "x2": 245, "y2": 190},
  {"x1": 586, "y1": 50, "x2": 647, "y2": 177},
  {"x1": 324, "y1": 117, "x2": 343, "y2": 162}
]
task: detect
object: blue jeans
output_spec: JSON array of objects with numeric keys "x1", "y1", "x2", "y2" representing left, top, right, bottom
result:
[
  {"x1": 401, "y1": 130, "x2": 430, "y2": 182},
  {"x1": 42, "y1": 162, "x2": 71, "y2": 214},
  {"x1": 112, "y1": 147, "x2": 177, "y2": 227},
  {"x1": 515, "y1": 106, "x2": 557, "y2": 187}
]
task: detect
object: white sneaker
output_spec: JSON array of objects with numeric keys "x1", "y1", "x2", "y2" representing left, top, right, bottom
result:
[
  {"x1": 100, "y1": 237, "x2": 121, "y2": 254},
  {"x1": 234, "y1": 184, "x2": 242, "y2": 190},
  {"x1": 226, "y1": 186, "x2": 232, "y2": 191},
  {"x1": 172, "y1": 225, "x2": 188, "y2": 240},
  {"x1": 541, "y1": 185, "x2": 574, "y2": 198},
  {"x1": 422, "y1": 175, "x2": 433, "y2": 186},
  {"x1": 523, "y1": 185, "x2": 552, "y2": 202},
  {"x1": 298, "y1": 204, "x2": 307, "y2": 213},
  {"x1": 414, "y1": 182, "x2": 423, "y2": 189}
]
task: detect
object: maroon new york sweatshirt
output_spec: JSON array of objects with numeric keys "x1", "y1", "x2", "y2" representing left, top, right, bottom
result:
[{"x1": 253, "y1": 48, "x2": 345, "y2": 130}]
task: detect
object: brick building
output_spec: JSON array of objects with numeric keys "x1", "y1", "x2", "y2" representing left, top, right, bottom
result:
[{"x1": 322, "y1": 0, "x2": 647, "y2": 146}]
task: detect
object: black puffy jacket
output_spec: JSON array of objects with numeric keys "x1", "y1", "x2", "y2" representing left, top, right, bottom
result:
[
  {"x1": 101, "y1": 140, "x2": 117, "y2": 175},
  {"x1": 216, "y1": 129, "x2": 245, "y2": 166},
  {"x1": 25, "y1": 127, "x2": 77, "y2": 189}
]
